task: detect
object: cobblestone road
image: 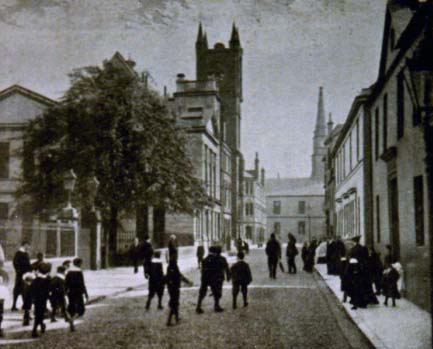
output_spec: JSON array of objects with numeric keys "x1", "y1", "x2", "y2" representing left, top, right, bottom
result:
[{"x1": 6, "y1": 249, "x2": 373, "y2": 349}]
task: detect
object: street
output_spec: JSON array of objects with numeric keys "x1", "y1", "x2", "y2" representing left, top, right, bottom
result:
[{"x1": 5, "y1": 249, "x2": 372, "y2": 349}]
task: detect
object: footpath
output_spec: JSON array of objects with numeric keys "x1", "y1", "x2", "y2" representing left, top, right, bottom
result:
[
  {"x1": 0, "y1": 249, "x2": 199, "y2": 336},
  {"x1": 315, "y1": 263, "x2": 432, "y2": 349}
]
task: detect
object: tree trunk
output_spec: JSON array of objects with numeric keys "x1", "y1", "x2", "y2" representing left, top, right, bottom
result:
[
  {"x1": 108, "y1": 206, "x2": 118, "y2": 266},
  {"x1": 136, "y1": 204, "x2": 149, "y2": 241}
]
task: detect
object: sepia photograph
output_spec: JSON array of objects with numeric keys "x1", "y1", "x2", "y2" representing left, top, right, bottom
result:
[{"x1": 0, "y1": 0, "x2": 431, "y2": 348}]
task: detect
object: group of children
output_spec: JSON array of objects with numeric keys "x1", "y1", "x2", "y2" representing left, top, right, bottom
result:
[
  {"x1": 0, "y1": 257, "x2": 88, "y2": 338},
  {"x1": 146, "y1": 249, "x2": 253, "y2": 326}
]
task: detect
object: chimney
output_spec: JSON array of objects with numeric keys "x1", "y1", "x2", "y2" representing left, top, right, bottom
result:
[
  {"x1": 176, "y1": 73, "x2": 186, "y2": 91},
  {"x1": 254, "y1": 152, "x2": 259, "y2": 180},
  {"x1": 261, "y1": 168, "x2": 265, "y2": 186}
]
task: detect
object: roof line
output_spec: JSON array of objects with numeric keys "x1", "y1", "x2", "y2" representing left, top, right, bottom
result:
[{"x1": 0, "y1": 84, "x2": 57, "y2": 106}]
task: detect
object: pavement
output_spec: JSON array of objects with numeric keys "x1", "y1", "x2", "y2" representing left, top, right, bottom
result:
[{"x1": 315, "y1": 263, "x2": 432, "y2": 349}]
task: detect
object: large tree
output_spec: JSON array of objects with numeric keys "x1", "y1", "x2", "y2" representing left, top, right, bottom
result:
[{"x1": 17, "y1": 55, "x2": 206, "y2": 265}]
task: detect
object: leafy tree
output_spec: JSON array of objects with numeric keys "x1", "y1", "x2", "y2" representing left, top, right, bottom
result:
[{"x1": 17, "y1": 55, "x2": 206, "y2": 265}]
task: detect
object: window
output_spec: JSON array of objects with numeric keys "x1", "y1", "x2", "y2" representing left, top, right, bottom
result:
[
  {"x1": 383, "y1": 93, "x2": 388, "y2": 151},
  {"x1": 298, "y1": 221, "x2": 305, "y2": 235},
  {"x1": 397, "y1": 72, "x2": 404, "y2": 139},
  {"x1": 0, "y1": 143, "x2": 10, "y2": 179},
  {"x1": 375, "y1": 108, "x2": 379, "y2": 160},
  {"x1": 273, "y1": 222, "x2": 280, "y2": 235},
  {"x1": 273, "y1": 201, "x2": 281, "y2": 215},
  {"x1": 414, "y1": 176, "x2": 425, "y2": 246},
  {"x1": 204, "y1": 145, "x2": 208, "y2": 190},
  {"x1": 298, "y1": 201, "x2": 306, "y2": 214},
  {"x1": 245, "y1": 203, "x2": 254, "y2": 217},
  {"x1": 0, "y1": 203, "x2": 8, "y2": 220},
  {"x1": 376, "y1": 195, "x2": 381, "y2": 243},
  {"x1": 349, "y1": 134, "x2": 353, "y2": 170},
  {"x1": 356, "y1": 119, "x2": 360, "y2": 162}
]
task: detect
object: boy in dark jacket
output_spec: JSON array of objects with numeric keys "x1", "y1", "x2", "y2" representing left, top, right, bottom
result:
[
  {"x1": 65, "y1": 258, "x2": 89, "y2": 332},
  {"x1": 230, "y1": 251, "x2": 252, "y2": 309},
  {"x1": 22, "y1": 271, "x2": 35, "y2": 326},
  {"x1": 339, "y1": 257, "x2": 349, "y2": 302},
  {"x1": 165, "y1": 259, "x2": 192, "y2": 326},
  {"x1": 50, "y1": 266, "x2": 67, "y2": 322},
  {"x1": 383, "y1": 263, "x2": 400, "y2": 307},
  {"x1": 146, "y1": 251, "x2": 165, "y2": 310},
  {"x1": 31, "y1": 263, "x2": 51, "y2": 338},
  {"x1": 11, "y1": 241, "x2": 31, "y2": 311}
]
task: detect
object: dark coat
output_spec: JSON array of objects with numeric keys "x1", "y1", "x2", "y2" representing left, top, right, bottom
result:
[
  {"x1": 286, "y1": 240, "x2": 298, "y2": 258},
  {"x1": 13, "y1": 250, "x2": 31, "y2": 275},
  {"x1": 266, "y1": 239, "x2": 281, "y2": 260},
  {"x1": 201, "y1": 254, "x2": 230, "y2": 284},
  {"x1": 50, "y1": 275, "x2": 66, "y2": 301},
  {"x1": 168, "y1": 241, "x2": 178, "y2": 262},
  {"x1": 349, "y1": 244, "x2": 369, "y2": 266},
  {"x1": 65, "y1": 268, "x2": 88, "y2": 298},
  {"x1": 148, "y1": 260, "x2": 165, "y2": 288},
  {"x1": 383, "y1": 268, "x2": 400, "y2": 299},
  {"x1": 196, "y1": 245, "x2": 205, "y2": 259},
  {"x1": 31, "y1": 276, "x2": 50, "y2": 311},
  {"x1": 230, "y1": 261, "x2": 252, "y2": 285}
]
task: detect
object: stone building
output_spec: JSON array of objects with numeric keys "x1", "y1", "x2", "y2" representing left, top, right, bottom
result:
[
  {"x1": 265, "y1": 87, "x2": 328, "y2": 243},
  {"x1": 324, "y1": 0, "x2": 432, "y2": 311},
  {"x1": 240, "y1": 153, "x2": 266, "y2": 244},
  {"x1": 0, "y1": 85, "x2": 57, "y2": 258},
  {"x1": 367, "y1": 0, "x2": 431, "y2": 310}
]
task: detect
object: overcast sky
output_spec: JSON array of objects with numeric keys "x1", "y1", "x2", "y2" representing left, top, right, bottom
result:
[{"x1": 0, "y1": 0, "x2": 386, "y2": 178}]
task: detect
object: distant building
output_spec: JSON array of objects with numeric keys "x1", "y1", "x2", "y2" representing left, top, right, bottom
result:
[
  {"x1": 265, "y1": 87, "x2": 328, "y2": 243},
  {"x1": 240, "y1": 153, "x2": 266, "y2": 244},
  {"x1": 0, "y1": 85, "x2": 56, "y2": 258}
]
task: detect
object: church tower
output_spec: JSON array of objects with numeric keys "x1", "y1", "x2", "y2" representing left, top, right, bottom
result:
[
  {"x1": 311, "y1": 86, "x2": 327, "y2": 180},
  {"x1": 195, "y1": 22, "x2": 243, "y2": 152}
]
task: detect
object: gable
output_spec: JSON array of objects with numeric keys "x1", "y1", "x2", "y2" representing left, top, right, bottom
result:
[{"x1": 0, "y1": 91, "x2": 52, "y2": 124}]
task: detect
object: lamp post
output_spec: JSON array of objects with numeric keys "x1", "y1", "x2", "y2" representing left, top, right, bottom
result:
[
  {"x1": 60, "y1": 169, "x2": 79, "y2": 257},
  {"x1": 86, "y1": 176, "x2": 101, "y2": 270},
  {"x1": 405, "y1": 5, "x2": 433, "y2": 335}
]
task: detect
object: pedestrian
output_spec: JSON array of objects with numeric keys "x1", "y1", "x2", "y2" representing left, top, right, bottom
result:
[
  {"x1": 11, "y1": 241, "x2": 31, "y2": 311},
  {"x1": 129, "y1": 237, "x2": 142, "y2": 274},
  {"x1": 196, "y1": 245, "x2": 230, "y2": 314},
  {"x1": 243, "y1": 240, "x2": 250, "y2": 255},
  {"x1": 286, "y1": 233, "x2": 298, "y2": 274},
  {"x1": 347, "y1": 258, "x2": 366, "y2": 310},
  {"x1": 30, "y1": 262, "x2": 51, "y2": 338},
  {"x1": 339, "y1": 257, "x2": 349, "y2": 302},
  {"x1": 50, "y1": 266, "x2": 67, "y2": 322},
  {"x1": 65, "y1": 258, "x2": 89, "y2": 332},
  {"x1": 301, "y1": 242, "x2": 309, "y2": 271},
  {"x1": 333, "y1": 236, "x2": 346, "y2": 275},
  {"x1": 384, "y1": 244, "x2": 393, "y2": 269},
  {"x1": 196, "y1": 244, "x2": 205, "y2": 269},
  {"x1": 326, "y1": 238, "x2": 335, "y2": 274},
  {"x1": 367, "y1": 247, "x2": 383, "y2": 296},
  {"x1": 0, "y1": 273, "x2": 9, "y2": 337},
  {"x1": 63, "y1": 259, "x2": 72, "y2": 271},
  {"x1": 382, "y1": 263, "x2": 401, "y2": 307},
  {"x1": 31, "y1": 252, "x2": 45, "y2": 272},
  {"x1": 167, "y1": 235, "x2": 178, "y2": 263},
  {"x1": 146, "y1": 250, "x2": 165, "y2": 311},
  {"x1": 265, "y1": 233, "x2": 281, "y2": 279},
  {"x1": 22, "y1": 271, "x2": 34, "y2": 326},
  {"x1": 230, "y1": 251, "x2": 252, "y2": 309},
  {"x1": 142, "y1": 235, "x2": 153, "y2": 279},
  {"x1": 165, "y1": 259, "x2": 193, "y2": 326}
]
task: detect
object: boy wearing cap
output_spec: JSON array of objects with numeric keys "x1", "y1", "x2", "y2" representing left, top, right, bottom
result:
[
  {"x1": 65, "y1": 258, "x2": 88, "y2": 331},
  {"x1": 30, "y1": 263, "x2": 51, "y2": 338},
  {"x1": 146, "y1": 250, "x2": 165, "y2": 310},
  {"x1": 230, "y1": 251, "x2": 252, "y2": 309},
  {"x1": 50, "y1": 266, "x2": 67, "y2": 322}
]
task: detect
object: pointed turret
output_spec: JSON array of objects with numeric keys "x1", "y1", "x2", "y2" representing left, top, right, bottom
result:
[
  {"x1": 229, "y1": 22, "x2": 241, "y2": 48},
  {"x1": 327, "y1": 112, "x2": 334, "y2": 136},
  {"x1": 311, "y1": 86, "x2": 327, "y2": 180},
  {"x1": 203, "y1": 31, "x2": 208, "y2": 49},
  {"x1": 196, "y1": 22, "x2": 206, "y2": 52}
]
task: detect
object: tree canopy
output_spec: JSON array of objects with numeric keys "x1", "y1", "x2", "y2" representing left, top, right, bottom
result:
[{"x1": 17, "y1": 55, "x2": 206, "y2": 231}]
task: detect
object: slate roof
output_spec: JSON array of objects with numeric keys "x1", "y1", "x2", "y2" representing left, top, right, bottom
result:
[{"x1": 265, "y1": 177, "x2": 324, "y2": 196}]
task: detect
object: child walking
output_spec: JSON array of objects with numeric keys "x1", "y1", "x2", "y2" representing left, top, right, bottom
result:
[
  {"x1": 230, "y1": 251, "x2": 252, "y2": 309},
  {"x1": 22, "y1": 271, "x2": 35, "y2": 326},
  {"x1": 30, "y1": 263, "x2": 51, "y2": 338},
  {"x1": 65, "y1": 258, "x2": 89, "y2": 332},
  {"x1": 383, "y1": 262, "x2": 401, "y2": 307},
  {"x1": 50, "y1": 266, "x2": 67, "y2": 322},
  {"x1": 146, "y1": 251, "x2": 165, "y2": 310},
  {"x1": 165, "y1": 259, "x2": 192, "y2": 326}
]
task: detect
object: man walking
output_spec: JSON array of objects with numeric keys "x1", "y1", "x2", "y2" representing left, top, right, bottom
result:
[
  {"x1": 141, "y1": 235, "x2": 153, "y2": 279},
  {"x1": 196, "y1": 246, "x2": 230, "y2": 314},
  {"x1": 12, "y1": 241, "x2": 31, "y2": 311},
  {"x1": 286, "y1": 233, "x2": 298, "y2": 274},
  {"x1": 266, "y1": 233, "x2": 281, "y2": 279}
]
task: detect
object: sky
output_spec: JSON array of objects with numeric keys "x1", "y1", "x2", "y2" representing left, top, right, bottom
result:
[{"x1": 0, "y1": 0, "x2": 387, "y2": 178}]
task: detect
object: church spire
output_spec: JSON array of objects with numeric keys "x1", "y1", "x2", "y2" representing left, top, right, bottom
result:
[
  {"x1": 197, "y1": 22, "x2": 203, "y2": 42},
  {"x1": 327, "y1": 112, "x2": 334, "y2": 136},
  {"x1": 229, "y1": 22, "x2": 240, "y2": 48},
  {"x1": 311, "y1": 86, "x2": 327, "y2": 180},
  {"x1": 203, "y1": 31, "x2": 208, "y2": 49}
]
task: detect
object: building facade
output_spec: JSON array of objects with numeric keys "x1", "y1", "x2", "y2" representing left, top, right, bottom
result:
[
  {"x1": 240, "y1": 153, "x2": 266, "y2": 244},
  {"x1": 265, "y1": 87, "x2": 328, "y2": 243}
]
